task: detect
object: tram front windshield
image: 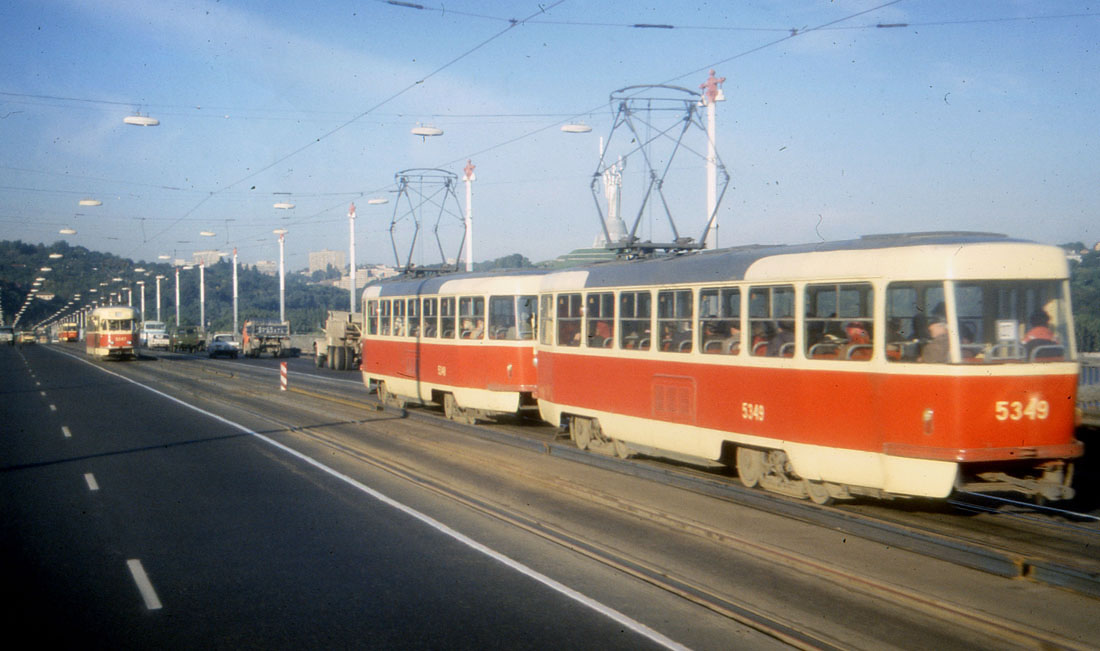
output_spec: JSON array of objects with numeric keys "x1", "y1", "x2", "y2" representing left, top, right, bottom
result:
[
  {"x1": 104, "y1": 319, "x2": 134, "y2": 332},
  {"x1": 886, "y1": 280, "x2": 1072, "y2": 363}
]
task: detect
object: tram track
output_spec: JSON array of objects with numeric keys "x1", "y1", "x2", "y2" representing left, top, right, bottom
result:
[
  {"x1": 106, "y1": 351, "x2": 1095, "y2": 649},
  {"x1": 126, "y1": 349, "x2": 1100, "y2": 602}
]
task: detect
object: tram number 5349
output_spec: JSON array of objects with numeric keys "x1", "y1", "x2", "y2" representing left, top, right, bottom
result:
[
  {"x1": 994, "y1": 398, "x2": 1049, "y2": 422},
  {"x1": 741, "y1": 402, "x2": 765, "y2": 422}
]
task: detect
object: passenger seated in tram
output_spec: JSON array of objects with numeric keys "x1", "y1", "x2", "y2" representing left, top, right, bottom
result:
[
  {"x1": 702, "y1": 322, "x2": 722, "y2": 353},
  {"x1": 588, "y1": 319, "x2": 612, "y2": 347},
  {"x1": 1022, "y1": 310, "x2": 1061, "y2": 360},
  {"x1": 838, "y1": 321, "x2": 872, "y2": 360},
  {"x1": 920, "y1": 311, "x2": 949, "y2": 363},
  {"x1": 722, "y1": 322, "x2": 741, "y2": 354},
  {"x1": 766, "y1": 321, "x2": 795, "y2": 357},
  {"x1": 751, "y1": 322, "x2": 773, "y2": 356},
  {"x1": 558, "y1": 320, "x2": 581, "y2": 346}
]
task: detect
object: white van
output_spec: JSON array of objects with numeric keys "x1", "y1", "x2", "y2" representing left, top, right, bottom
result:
[{"x1": 140, "y1": 321, "x2": 170, "y2": 349}]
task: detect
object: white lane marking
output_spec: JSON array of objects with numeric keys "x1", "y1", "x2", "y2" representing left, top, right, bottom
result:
[
  {"x1": 126, "y1": 559, "x2": 163, "y2": 610},
  {"x1": 62, "y1": 426, "x2": 72, "y2": 438},
  {"x1": 58, "y1": 348, "x2": 687, "y2": 650},
  {"x1": 84, "y1": 473, "x2": 99, "y2": 491},
  {"x1": 40, "y1": 390, "x2": 46, "y2": 396},
  {"x1": 49, "y1": 404, "x2": 57, "y2": 412}
]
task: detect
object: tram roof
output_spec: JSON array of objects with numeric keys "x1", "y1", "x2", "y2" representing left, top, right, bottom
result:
[
  {"x1": 569, "y1": 232, "x2": 1036, "y2": 288},
  {"x1": 366, "y1": 268, "x2": 551, "y2": 297}
]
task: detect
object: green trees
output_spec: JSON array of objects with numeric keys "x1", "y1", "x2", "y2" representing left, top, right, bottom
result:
[{"x1": 0, "y1": 241, "x2": 346, "y2": 334}]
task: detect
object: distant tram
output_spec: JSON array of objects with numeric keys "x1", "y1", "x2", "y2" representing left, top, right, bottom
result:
[
  {"x1": 86, "y1": 305, "x2": 139, "y2": 360},
  {"x1": 59, "y1": 321, "x2": 79, "y2": 342}
]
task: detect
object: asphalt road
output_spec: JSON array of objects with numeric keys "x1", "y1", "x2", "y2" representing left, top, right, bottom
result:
[{"x1": 0, "y1": 344, "x2": 687, "y2": 649}]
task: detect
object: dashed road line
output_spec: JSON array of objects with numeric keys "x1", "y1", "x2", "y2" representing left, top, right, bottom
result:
[
  {"x1": 84, "y1": 473, "x2": 99, "y2": 491},
  {"x1": 126, "y1": 559, "x2": 163, "y2": 610}
]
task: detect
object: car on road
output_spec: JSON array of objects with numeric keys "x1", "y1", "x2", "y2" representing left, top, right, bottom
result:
[
  {"x1": 208, "y1": 333, "x2": 240, "y2": 359},
  {"x1": 141, "y1": 321, "x2": 171, "y2": 350}
]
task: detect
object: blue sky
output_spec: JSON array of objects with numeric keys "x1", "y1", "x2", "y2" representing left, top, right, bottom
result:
[{"x1": 1, "y1": 0, "x2": 1098, "y2": 270}]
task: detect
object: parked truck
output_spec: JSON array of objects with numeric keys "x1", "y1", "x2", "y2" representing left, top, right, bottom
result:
[
  {"x1": 312, "y1": 310, "x2": 362, "y2": 370},
  {"x1": 241, "y1": 320, "x2": 291, "y2": 358}
]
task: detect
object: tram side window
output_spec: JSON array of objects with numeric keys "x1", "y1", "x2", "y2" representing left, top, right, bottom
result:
[
  {"x1": 422, "y1": 298, "x2": 438, "y2": 338},
  {"x1": 749, "y1": 285, "x2": 795, "y2": 357},
  {"x1": 885, "y1": 283, "x2": 945, "y2": 362},
  {"x1": 539, "y1": 295, "x2": 554, "y2": 345},
  {"x1": 406, "y1": 298, "x2": 420, "y2": 337},
  {"x1": 459, "y1": 296, "x2": 485, "y2": 339},
  {"x1": 380, "y1": 299, "x2": 392, "y2": 335},
  {"x1": 805, "y1": 283, "x2": 874, "y2": 361},
  {"x1": 517, "y1": 295, "x2": 537, "y2": 340},
  {"x1": 699, "y1": 287, "x2": 741, "y2": 354},
  {"x1": 657, "y1": 289, "x2": 693, "y2": 353},
  {"x1": 440, "y1": 297, "x2": 456, "y2": 338},
  {"x1": 557, "y1": 293, "x2": 582, "y2": 346},
  {"x1": 489, "y1": 295, "x2": 537, "y2": 340},
  {"x1": 586, "y1": 292, "x2": 615, "y2": 348},
  {"x1": 489, "y1": 296, "x2": 516, "y2": 340},
  {"x1": 393, "y1": 298, "x2": 407, "y2": 336},
  {"x1": 619, "y1": 291, "x2": 651, "y2": 350},
  {"x1": 367, "y1": 300, "x2": 379, "y2": 335},
  {"x1": 954, "y1": 280, "x2": 1071, "y2": 363}
]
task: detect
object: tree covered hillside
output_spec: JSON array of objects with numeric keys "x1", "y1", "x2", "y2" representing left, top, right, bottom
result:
[{"x1": 0, "y1": 240, "x2": 347, "y2": 333}]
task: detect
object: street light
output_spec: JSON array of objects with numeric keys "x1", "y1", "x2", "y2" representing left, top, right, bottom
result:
[
  {"x1": 155, "y1": 275, "x2": 165, "y2": 322},
  {"x1": 350, "y1": 198, "x2": 389, "y2": 313},
  {"x1": 411, "y1": 124, "x2": 443, "y2": 138},
  {"x1": 274, "y1": 228, "x2": 288, "y2": 323},
  {"x1": 199, "y1": 262, "x2": 205, "y2": 331},
  {"x1": 124, "y1": 112, "x2": 159, "y2": 126},
  {"x1": 561, "y1": 123, "x2": 593, "y2": 133}
]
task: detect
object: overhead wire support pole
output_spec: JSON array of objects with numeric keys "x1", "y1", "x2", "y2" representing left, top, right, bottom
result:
[
  {"x1": 390, "y1": 168, "x2": 467, "y2": 275},
  {"x1": 592, "y1": 83, "x2": 730, "y2": 256}
]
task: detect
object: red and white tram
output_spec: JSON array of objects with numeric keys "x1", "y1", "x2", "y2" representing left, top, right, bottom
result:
[
  {"x1": 85, "y1": 305, "x2": 139, "y2": 360},
  {"x1": 360, "y1": 271, "x2": 547, "y2": 423},
  {"x1": 534, "y1": 233, "x2": 1082, "y2": 502},
  {"x1": 59, "y1": 321, "x2": 80, "y2": 342}
]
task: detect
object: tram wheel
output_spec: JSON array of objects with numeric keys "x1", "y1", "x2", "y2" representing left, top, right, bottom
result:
[
  {"x1": 736, "y1": 447, "x2": 765, "y2": 488},
  {"x1": 377, "y1": 382, "x2": 405, "y2": 409},
  {"x1": 570, "y1": 416, "x2": 592, "y2": 451},
  {"x1": 804, "y1": 479, "x2": 834, "y2": 505},
  {"x1": 442, "y1": 394, "x2": 474, "y2": 424}
]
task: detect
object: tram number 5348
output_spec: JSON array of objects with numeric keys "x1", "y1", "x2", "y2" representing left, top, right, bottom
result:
[{"x1": 994, "y1": 398, "x2": 1049, "y2": 422}]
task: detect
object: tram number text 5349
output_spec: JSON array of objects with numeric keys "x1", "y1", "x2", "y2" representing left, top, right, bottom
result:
[
  {"x1": 741, "y1": 402, "x2": 765, "y2": 422},
  {"x1": 994, "y1": 398, "x2": 1049, "y2": 422}
]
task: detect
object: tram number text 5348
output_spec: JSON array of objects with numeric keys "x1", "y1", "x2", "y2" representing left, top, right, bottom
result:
[
  {"x1": 994, "y1": 398, "x2": 1049, "y2": 422},
  {"x1": 741, "y1": 402, "x2": 765, "y2": 422}
]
